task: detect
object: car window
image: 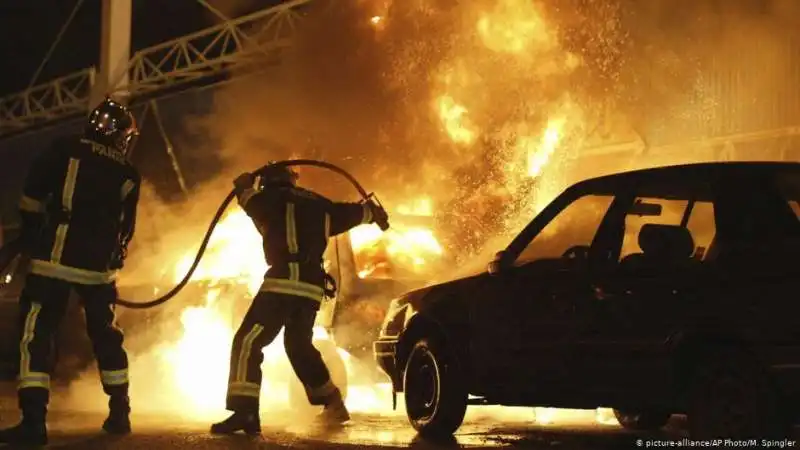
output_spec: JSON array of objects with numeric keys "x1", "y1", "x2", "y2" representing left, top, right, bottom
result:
[
  {"x1": 515, "y1": 195, "x2": 615, "y2": 265},
  {"x1": 620, "y1": 198, "x2": 713, "y2": 260},
  {"x1": 620, "y1": 198, "x2": 687, "y2": 259},
  {"x1": 685, "y1": 201, "x2": 715, "y2": 258}
]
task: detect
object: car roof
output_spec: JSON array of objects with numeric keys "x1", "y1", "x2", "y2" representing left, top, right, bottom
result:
[{"x1": 570, "y1": 161, "x2": 800, "y2": 200}]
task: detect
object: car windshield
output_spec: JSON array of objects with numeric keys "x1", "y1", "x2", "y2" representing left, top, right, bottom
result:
[{"x1": 515, "y1": 194, "x2": 615, "y2": 264}]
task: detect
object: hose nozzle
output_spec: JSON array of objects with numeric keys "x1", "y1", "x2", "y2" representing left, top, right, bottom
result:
[{"x1": 365, "y1": 193, "x2": 390, "y2": 231}]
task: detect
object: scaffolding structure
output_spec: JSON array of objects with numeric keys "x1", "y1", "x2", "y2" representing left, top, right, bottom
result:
[{"x1": 0, "y1": 0, "x2": 312, "y2": 137}]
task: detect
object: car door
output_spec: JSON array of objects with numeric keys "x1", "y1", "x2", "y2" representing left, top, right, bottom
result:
[
  {"x1": 469, "y1": 259, "x2": 576, "y2": 396},
  {"x1": 572, "y1": 197, "x2": 710, "y2": 404},
  {"x1": 470, "y1": 193, "x2": 617, "y2": 397}
]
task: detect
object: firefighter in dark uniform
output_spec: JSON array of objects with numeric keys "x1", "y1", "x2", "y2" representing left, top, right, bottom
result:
[
  {"x1": 0, "y1": 98, "x2": 141, "y2": 446},
  {"x1": 210, "y1": 164, "x2": 389, "y2": 434}
]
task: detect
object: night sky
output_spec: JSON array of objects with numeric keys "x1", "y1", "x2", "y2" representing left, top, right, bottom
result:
[{"x1": 0, "y1": 0, "x2": 284, "y2": 98}]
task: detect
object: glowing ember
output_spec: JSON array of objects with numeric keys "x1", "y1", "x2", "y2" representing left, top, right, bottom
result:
[{"x1": 370, "y1": 15, "x2": 382, "y2": 25}]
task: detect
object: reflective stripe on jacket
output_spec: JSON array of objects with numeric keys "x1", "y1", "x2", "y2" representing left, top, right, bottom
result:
[
  {"x1": 19, "y1": 136, "x2": 141, "y2": 284},
  {"x1": 238, "y1": 185, "x2": 374, "y2": 302}
]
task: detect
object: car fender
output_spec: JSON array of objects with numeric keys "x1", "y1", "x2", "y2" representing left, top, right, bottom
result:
[{"x1": 394, "y1": 313, "x2": 463, "y2": 392}]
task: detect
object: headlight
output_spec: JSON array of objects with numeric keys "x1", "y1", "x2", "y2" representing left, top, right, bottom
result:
[
  {"x1": 380, "y1": 298, "x2": 405, "y2": 337},
  {"x1": 380, "y1": 298, "x2": 400, "y2": 329}
]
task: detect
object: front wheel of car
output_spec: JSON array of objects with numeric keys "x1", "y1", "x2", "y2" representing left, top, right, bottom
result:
[
  {"x1": 687, "y1": 348, "x2": 789, "y2": 439},
  {"x1": 403, "y1": 338, "x2": 468, "y2": 437},
  {"x1": 613, "y1": 409, "x2": 671, "y2": 431}
]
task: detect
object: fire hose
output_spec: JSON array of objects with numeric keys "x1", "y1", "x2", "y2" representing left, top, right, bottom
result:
[{"x1": 0, "y1": 160, "x2": 389, "y2": 310}]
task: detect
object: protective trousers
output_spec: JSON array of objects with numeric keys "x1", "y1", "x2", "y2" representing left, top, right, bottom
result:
[
  {"x1": 225, "y1": 292, "x2": 338, "y2": 413},
  {"x1": 17, "y1": 274, "x2": 129, "y2": 415}
]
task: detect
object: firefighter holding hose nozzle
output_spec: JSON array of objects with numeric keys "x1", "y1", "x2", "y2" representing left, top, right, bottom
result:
[
  {"x1": 0, "y1": 98, "x2": 141, "y2": 446},
  {"x1": 211, "y1": 164, "x2": 389, "y2": 434}
]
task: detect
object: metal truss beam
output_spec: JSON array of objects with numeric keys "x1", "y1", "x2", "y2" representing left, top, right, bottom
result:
[
  {"x1": 120, "y1": 0, "x2": 311, "y2": 98},
  {"x1": 0, "y1": 68, "x2": 95, "y2": 134},
  {"x1": 0, "y1": 0, "x2": 313, "y2": 137}
]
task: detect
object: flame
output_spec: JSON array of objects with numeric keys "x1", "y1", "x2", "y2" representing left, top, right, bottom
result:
[
  {"x1": 431, "y1": 0, "x2": 583, "y2": 224},
  {"x1": 527, "y1": 116, "x2": 567, "y2": 178},
  {"x1": 350, "y1": 196, "x2": 443, "y2": 278},
  {"x1": 160, "y1": 290, "x2": 235, "y2": 415},
  {"x1": 397, "y1": 197, "x2": 433, "y2": 216},
  {"x1": 175, "y1": 209, "x2": 266, "y2": 295},
  {"x1": 476, "y1": 0, "x2": 554, "y2": 55},
  {"x1": 436, "y1": 95, "x2": 476, "y2": 145}
]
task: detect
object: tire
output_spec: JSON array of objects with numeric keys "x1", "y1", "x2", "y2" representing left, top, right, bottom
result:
[
  {"x1": 287, "y1": 340, "x2": 348, "y2": 415},
  {"x1": 403, "y1": 337, "x2": 468, "y2": 437},
  {"x1": 613, "y1": 409, "x2": 671, "y2": 431},
  {"x1": 687, "y1": 347, "x2": 789, "y2": 439}
]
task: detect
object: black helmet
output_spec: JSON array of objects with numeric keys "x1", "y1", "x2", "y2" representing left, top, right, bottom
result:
[
  {"x1": 258, "y1": 162, "x2": 298, "y2": 189},
  {"x1": 84, "y1": 97, "x2": 139, "y2": 155}
]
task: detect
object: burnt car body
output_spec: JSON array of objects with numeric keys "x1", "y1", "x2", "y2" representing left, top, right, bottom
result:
[{"x1": 374, "y1": 161, "x2": 800, "y2": 438}]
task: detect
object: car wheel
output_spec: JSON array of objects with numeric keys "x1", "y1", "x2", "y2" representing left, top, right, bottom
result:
[
  {"x1": 613, "y1": 409, "x2": 671, "y2": 430},
  {"x1": 403, "y1": 338, "x2": 467, "y2": 437},
  {"x1": 287, "y1": 339, "x2": 348, "y2": 415},
  {"x1": 687, "y1": 347, "x2": 788, "y2": 439}
]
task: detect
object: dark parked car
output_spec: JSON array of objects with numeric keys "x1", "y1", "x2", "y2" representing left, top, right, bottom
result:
[{"x1": 374, "y1": 161, "x2": 800, "y2": 439}]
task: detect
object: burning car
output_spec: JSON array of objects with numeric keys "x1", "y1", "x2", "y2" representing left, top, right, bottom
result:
[
  {"x1": 374, "y1": 161, "x2": 800, "y2": 439},
  {"x1": 115, "y1": 228, "x2": 424, "y2": 412}
]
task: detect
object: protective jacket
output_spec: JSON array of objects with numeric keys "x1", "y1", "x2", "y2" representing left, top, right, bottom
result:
[
  {"x1": 18, "y1": 136, "x2": 141, "y2": 285},
  {"x1": 237, "y1": 185, "x2": 375, "y2": 302}
]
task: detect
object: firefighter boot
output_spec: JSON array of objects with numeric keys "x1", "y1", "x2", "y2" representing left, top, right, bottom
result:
[
  {"x1": 210, "y1": 411, "x2": 261, "y2": 435},
  {"x1": 102, "y1": 394, "x2": 131, "y2": 434},
  {"x1": 316, "y1": 389, "x2": 350, "y2": 425},
  {"x1": 0, "y1": 407, "x2": 48, "y2": 446}
]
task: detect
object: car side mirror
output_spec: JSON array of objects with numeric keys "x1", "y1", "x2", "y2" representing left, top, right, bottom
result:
[{"x1": 488, "y1": 251, "x2": 510, "y2": 275}]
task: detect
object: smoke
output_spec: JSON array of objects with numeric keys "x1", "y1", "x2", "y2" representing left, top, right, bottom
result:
[
  {"x1": 109, "y1": 0, "x2": 800, "y2": 288},
  {"x1": 119, "y1": 0, "x2": 800, "y2": 278},
  {"x1": 196, "y1": 0, "x2": 799, "y2": 266}
]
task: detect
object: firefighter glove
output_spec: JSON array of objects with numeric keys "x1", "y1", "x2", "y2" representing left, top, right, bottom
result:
[
  {"x1": 367, "y1": 199, "x2": 390, "y2": 231},
  {"x1": 233, "y1": 172, "x2": 256, "y2": 192}
]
